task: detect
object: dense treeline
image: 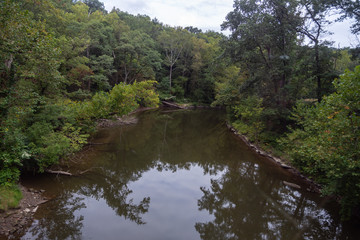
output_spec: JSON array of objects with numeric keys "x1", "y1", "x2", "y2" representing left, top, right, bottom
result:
[
  {"x1": 0, "y1": 0, "x2": 359, "y2": 219},
  {"x1": 0, "y1": 0, "x2": 164, "y2": 186},
  {"x1": 217, "y1": 0, "x2": 360, "y2": 219},
  {"x1": 0, "y1": 0, "x2": 233, "y2": 191}
]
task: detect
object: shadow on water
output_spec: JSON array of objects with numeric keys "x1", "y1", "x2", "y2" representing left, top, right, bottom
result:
[{"x1": 19, "y1": 109, "x2": 359, "y2": 240}]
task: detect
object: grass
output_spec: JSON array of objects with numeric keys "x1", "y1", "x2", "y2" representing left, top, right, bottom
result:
[{"x1": 0, "y1": 184, "x2": 23, "y2": 211}]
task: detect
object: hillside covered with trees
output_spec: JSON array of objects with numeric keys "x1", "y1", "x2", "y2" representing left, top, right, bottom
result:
[{"x1": 0, "y1": 0, "x2": 359, "y2": 219}]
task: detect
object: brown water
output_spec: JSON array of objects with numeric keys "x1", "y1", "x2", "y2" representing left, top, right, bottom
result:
[{"x1": 19, "y1": 109, "x2": 359, "y2": 239}]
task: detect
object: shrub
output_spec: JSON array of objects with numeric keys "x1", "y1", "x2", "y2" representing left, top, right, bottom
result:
[
  {"x1": 108, "y1": 83, "x2": 138, "y2": 115},
  {"x1": 281, "y1": 66, "x2": 360, "y2": 219},
  {"x1": 232, "y1": 96, "x2": 265, "y2": 143},
  {"x1": 133, "y1": 80, "x2": 160, "y2": 108}
]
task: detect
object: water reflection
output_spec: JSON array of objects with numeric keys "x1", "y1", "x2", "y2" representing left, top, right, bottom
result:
[
  {"x1": 27, "y1": 193, "x2": 85, "y2": 240},
  {"x1": 21, "y1": 109, "x2": 359, "y2": 240},
  {"x1": 195, "y1": 161, "x2": 354, "y2": 240},
  {"x1": 23, "y1": 173, "x2": 151, "y2": 239}
]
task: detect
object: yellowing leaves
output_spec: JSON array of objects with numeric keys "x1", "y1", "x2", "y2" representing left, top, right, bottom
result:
[{"x1": 327, "y1": 111, "x2": 340, "y2": 119}]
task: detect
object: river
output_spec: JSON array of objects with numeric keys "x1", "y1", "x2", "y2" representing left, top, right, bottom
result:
[{"x1": 19, "y1": 109, "x2": 359, "y2": 239}]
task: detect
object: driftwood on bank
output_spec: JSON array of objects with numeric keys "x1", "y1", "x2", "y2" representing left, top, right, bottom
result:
[
  {"x1": 162, "y1": 101, "x2": 185, "y2": 109},
  {"x1": 283, "y1": 181, "x2": 301, "y2": 189},
  {"x1": 45, "y1": 169, "x2": 73, "y2": 176}
]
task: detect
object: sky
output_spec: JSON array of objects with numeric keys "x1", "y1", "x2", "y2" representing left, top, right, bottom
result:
[{"x1": 102, "y1": 0, "x2": 358, "y2": 47}]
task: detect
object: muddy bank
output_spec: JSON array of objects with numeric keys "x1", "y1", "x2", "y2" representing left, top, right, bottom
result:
[
  {"x1": 0, "y1": 186, "x2": 49, "y2": 239},
  {"x1": 226, "y1": 122, "x2": 321, "y2": 193}
]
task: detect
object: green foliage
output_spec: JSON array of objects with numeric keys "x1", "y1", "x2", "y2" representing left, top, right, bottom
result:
[
  {"x1": 133, "y1": 80, "x2": 160, "y2": 108},
  {"x1": 222, "y1": 0, "x2": 302, "y2": 105},
  {"x1": 35, "y1": 131, "x2": 72, "y2": 171},
  {"x1": 232, "y1": 96, "x2": 265, "y2": 143},
  {"x1": 86, "y1": 55, "x2": 116, "y2": 91},
  {"x1": 0, "y1": 102, "x2": 91, "y2": 174},
  {"x1": 281, "y1": 66, "x2": 360, "y2": 219},
  {"x1": 63, "y1": 80, "x2": 159, "y2": 121},
  {"x1": 0, "y1": 184, "x2": 22, "y2": 211},
  {"x1": 212, "y1": 65, "x2": 245, "y2": 106},
  {"x1": 114, "y1": 30, "x2": 162, "y2": 84},
  {"x1": 90, "y1": 91, "x2": 111, "y2": 118},
  {"x1": 108, "y1": 83, "x2": 138, "y2": 115},
  {"x1": 0, "y1": 156, "x2": 21, "y2": 187},
  {"x1": 0, "y1": 114, "x2": 28, "y2": 186},
  {"x1": 171, "y1": 76, "x2": 187, "y2": 99},
  {"x1": 26, "y1": 119, "x2": 89, "y2": 172}
]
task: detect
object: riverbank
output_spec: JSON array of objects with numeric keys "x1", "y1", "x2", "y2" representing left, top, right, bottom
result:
[
  {"x1": 226, "y1": 122, "x2": 321, "y2": 193},
  {"x1": 0, "y1": 185, "x2": 48, "y2": 238}
]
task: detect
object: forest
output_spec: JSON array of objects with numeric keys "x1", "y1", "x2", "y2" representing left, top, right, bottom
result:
[{"x1": 0, "y1": 0, "x2": 359, "y2": 220}]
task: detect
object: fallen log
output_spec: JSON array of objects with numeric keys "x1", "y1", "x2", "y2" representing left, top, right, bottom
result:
[
  {"x1": 45, "y1": 169, "x2": 72, "y2": 176},
  {"x1": 283, "y1": 181, "x2": 301, "y2": 189},
  {"x1": 88, "y1": 142, "x2": 108, "y2": 145},
  {"x1": 164, "y1": 96, "x2": 176, "y2": 101},
  {"x1": 162, "y1": 101, "x2": 184, "y2": 109}
]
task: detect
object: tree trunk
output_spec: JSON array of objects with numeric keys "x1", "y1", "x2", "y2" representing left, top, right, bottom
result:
[
  {"x1": 315, "y1": 42, "x2": 322, "y2": 102},
  {"x1": 169, "y1": 64, "x2": 173, "y2": 92}
]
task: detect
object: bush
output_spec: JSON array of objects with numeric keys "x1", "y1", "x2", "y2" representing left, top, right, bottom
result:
[
  {"x1": 63, "y1": 80, "x2": 159, "y2": 121},
  {"x1": 89, "y1": 92, "x2": 111, "y2": 118},
  {"x1": 281, "y1": 66, "x2": 360, "y2": 219},
  {"x1": 108, "y1": 83, "x2": 138, "y2": 115},
  {"x1": 133, "y1": 80, "x2": 160, "y2": 108},
  {"x1": 232, "y1": 96, "x2": 265, "y2": 143}
]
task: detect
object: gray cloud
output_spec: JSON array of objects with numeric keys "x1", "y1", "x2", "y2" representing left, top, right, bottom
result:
[{"x1": 126, "y1": 0, "x2": 148, "y2": 12}]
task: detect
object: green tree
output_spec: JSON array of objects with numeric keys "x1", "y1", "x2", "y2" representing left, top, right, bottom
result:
[
  {"x1": 158, "y1": 28, "x2": 188, "y2": 91},
  {"x1": 117, "y1": 11, "x2": 163, "y2": 39},
  {"x1": 299, "y1": 0, "x2": 334, "y2": 101},
  {"x1": 114, "y1": 30, "x2": 162, "y2": 84},
  {"x1": 233, "y1": 96, "x2": 265, "y2": 143},
  {"x1": 222, "y1": 0, "x2": 302, "y2": 109},
  {"x1": 178, "y1": 31, "x2": 224, "y2": 103},
  {"x1": 0, "y1": 0, "x2": 66, "y2": 183},
  {"x1": 282, "y1": 66, "x2": 360, "y2": 219},
  {"x1": 86, "y1": 54, "x2": 115, "y2": 91},
  {"x1": 82, "y1": 0, "x2": 106, "y2": 14}
]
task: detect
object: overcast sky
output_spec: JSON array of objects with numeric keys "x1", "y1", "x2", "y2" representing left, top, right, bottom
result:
[{"x1": 102, "y1": 0, "x2": 357, "y2": 47}]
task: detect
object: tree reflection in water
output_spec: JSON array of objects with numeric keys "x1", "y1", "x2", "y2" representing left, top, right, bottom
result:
[
  {"x1": 24, "y1": 169, "x2": 151, "y2": 240},
  {"x1": 26, "y1": 193, "x2": 85, "y2": 240},
  {"x1": 22, "y1": 110, "x2": 359, "y2": 240},
  {"x1": 195, "y1": 161, "x2": 351, "y2": 240},
  {"x1": 23, "y1": 109, "x2": 227, "y2": 240}
]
